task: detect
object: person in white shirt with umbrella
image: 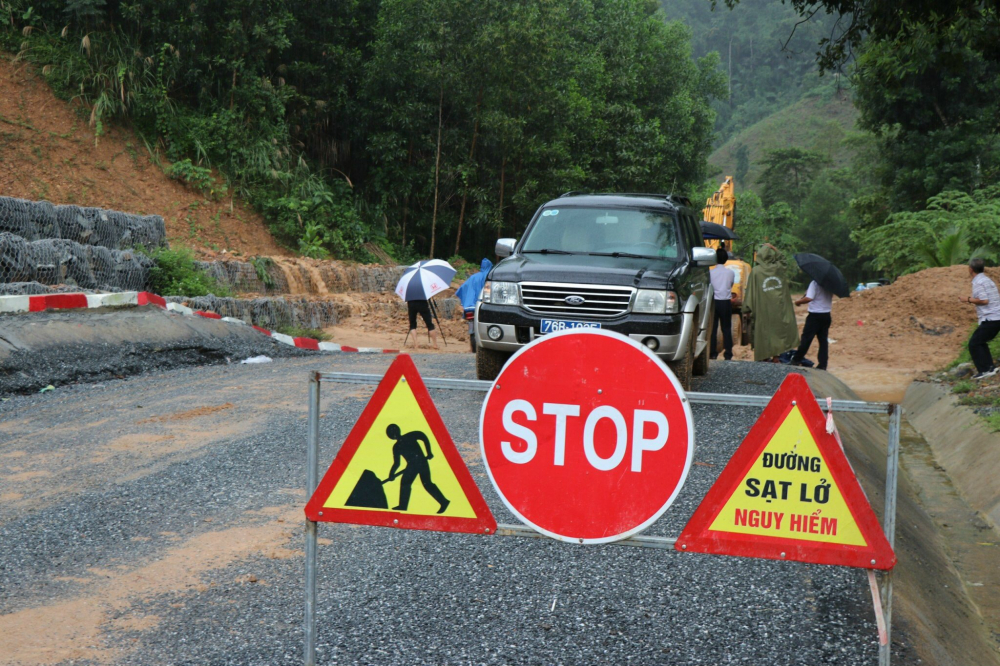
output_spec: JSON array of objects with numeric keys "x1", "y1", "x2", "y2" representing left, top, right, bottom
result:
[{"x1": 395, "y1": 259, "x2": 456, "y2": 349}]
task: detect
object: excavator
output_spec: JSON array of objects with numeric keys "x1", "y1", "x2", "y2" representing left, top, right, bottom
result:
[{"x1": 702, "y1": 176, "x2": 751, "y2": 346}]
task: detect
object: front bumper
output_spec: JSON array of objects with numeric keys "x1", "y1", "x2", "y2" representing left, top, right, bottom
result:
[{"x1": 476, "y1": 303, "x2": 687, "y2": 360}]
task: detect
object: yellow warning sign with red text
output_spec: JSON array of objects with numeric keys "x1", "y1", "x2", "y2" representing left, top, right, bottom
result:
[
  {"x1": 676, "y1": 373, "x2": 895, "y2": 569},
  {"x1": 304, "y1": 354, "x2": 496, "y2": 534}
]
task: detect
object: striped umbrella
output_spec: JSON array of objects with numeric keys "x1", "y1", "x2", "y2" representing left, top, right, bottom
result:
[{"x1": 394, "y1": 259, "x2": 457, "y2": 301}]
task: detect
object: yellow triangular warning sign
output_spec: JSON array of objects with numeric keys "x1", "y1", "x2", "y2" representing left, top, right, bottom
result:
[
  {"x1": 305, "y1": 354, "x2": 496, "y2": 534},
  {"x1": 676, "y1": 373, "x2": 895, "y2": 569}
]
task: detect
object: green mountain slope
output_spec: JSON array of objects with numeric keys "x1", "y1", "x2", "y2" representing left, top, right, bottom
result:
[{"x1": 709, "y1": 92, "x2": 859, "y2": 186}]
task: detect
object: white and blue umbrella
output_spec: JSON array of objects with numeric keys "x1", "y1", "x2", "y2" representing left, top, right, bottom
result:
[{"x1": 394, "y1": 259, "x2": 457, "y2": 301}]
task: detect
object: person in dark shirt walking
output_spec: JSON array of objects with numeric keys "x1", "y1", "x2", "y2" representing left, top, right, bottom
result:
[{"x1": 385, "y1": 423, "x2": 450, "y2": 513}]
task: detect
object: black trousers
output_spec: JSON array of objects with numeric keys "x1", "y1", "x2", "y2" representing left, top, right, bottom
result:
[
  {"x1": 407, "y1": 300, "x2": 435, "y2": 331},
  {"x1": 711, "y1": 299, "x2": 733, "y2": 360},
  {"x1": 969, "y1": 320, "x2": 1000, "y2": 373},
  {"x1": 793, "y1": 312, "x2": 831, "y2": 370}
]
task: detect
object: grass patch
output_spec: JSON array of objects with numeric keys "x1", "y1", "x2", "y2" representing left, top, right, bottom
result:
[
  {"x1": 275, "y1": 325, "x2": 330, "y2": 341},
  {"x1": 952, "y1": 380, "x2": 975, "y2": 394},
  {"x1": 147, "y1": 247, "x2": 231, "y2": 297},
  {"x1": 982, "y1": 413, "x2": 1000, "y2": 432},
  {"x1": 956, "y1": 393, "x2": 1000, "y2": 407}
]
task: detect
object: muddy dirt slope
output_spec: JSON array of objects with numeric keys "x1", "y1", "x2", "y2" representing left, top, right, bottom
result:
[{"x1": 0, "y1": 53, "x2": 285, "y2": 258}]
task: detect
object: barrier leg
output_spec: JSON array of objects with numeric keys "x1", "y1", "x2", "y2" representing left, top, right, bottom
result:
[
  {"x1": 305, "y1": 373, "x2": 321, "y2": 666},
  {"x1": 879, "y1": 405, "x2": 901, "y2": 666}
]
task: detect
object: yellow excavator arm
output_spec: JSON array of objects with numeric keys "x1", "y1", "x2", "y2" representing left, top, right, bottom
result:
[{"x1": 702, "y1": 175, "x2": 736, "y2": 232}]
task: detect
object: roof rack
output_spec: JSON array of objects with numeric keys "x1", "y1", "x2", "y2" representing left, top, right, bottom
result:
[{"x1": 571, "y1": 192, "x2": 693, "y2": 207}]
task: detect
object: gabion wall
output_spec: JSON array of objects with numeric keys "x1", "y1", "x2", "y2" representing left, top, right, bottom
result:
[
  {"x1": 194, "y1": 260, "x2": 406, "y2": 295},
  {"x1": 0, "y1": 197, "x2": 166, "y2": 248},
  {"x1": 0, "y1": 197, "x2": 164, "y2": 291},
  {"x1": 164, "y1": 295, "x2": 463, "y2": 330},
  {"x1": 0, "y1": 232, "x2": 155, "y2": 291}
]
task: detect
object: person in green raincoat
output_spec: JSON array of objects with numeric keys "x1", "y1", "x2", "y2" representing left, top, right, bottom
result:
[{"x1": 743, "y1": 244, "x2": 799, "y2": 361}]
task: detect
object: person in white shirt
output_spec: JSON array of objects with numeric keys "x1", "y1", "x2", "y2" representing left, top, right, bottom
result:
[
  {"x1": 960, "y1": 258, "x2": 1000, "y2": 379},
  {"x1": 709, "y1": 248, "x2": 736, "y2": 360},
  {"x1": 790, "y1": 280, "x2": 833, "y2": 370}
]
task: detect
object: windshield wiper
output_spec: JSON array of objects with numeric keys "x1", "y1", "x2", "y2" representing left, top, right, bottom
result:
[
  {"x1": 522, "y1": 248, "x2": 578, "y2": 255},
  {"x1": 588, "y1": 251, "x2": 658, "y2": 259}
]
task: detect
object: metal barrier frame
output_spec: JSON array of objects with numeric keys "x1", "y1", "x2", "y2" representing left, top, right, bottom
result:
[{"x1": 304, "y1": 371, "x2": 901, "y2": 666}]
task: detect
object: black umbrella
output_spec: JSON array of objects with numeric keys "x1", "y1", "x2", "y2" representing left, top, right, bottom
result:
[
  {"x1": 794, "y1": 253, "x2": 850, "y2": 298},
  {"x1": 700, "y1": 220, "x2": 739, "y2": 240}
]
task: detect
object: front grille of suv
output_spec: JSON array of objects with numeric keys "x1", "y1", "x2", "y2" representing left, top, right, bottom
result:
[{"x1": 520, "y1": 282, "x2": 634, "y2": 318}]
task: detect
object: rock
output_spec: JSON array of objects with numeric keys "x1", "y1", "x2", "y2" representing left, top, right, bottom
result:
[{"x1": 949, "y1": 363, "x2": 973, "y2": 379}]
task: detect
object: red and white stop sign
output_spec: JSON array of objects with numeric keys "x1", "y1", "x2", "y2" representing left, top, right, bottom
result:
[{"x1": 479, "y1": 329, "x2": 694, "y2": 544}]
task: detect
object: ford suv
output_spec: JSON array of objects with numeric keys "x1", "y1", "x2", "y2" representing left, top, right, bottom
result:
[{"x1": 474, "y1": 193, "x2": 717, "y2": 388}]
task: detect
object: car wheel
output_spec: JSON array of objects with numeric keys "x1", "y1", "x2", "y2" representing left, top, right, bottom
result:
[
  {"x1": 693, "y1": 307, "x2": 712, "y2": 377},
  {"x1": 667, "y1": 317, "x2": 695, "y2": 391},
  {"x1": 476, "y1": 346, "x2": 511, "y2": 381}
]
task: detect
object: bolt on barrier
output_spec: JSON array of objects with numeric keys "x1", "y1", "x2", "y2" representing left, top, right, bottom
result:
[{"x1": 303, "y1": 371, "x2": 901, "y2": 666}]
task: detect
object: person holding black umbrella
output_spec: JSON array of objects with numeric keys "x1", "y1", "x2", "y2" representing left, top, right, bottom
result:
[
  {"x1": 790, "y1": 280, "x2": 833, "y2": 370},
  {"x1": 789, "y1": 253, "x2": 849, "y2": 371}
]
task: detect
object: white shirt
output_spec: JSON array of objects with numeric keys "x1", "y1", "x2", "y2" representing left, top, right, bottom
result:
[
  {"x1": 710, "y1": 265, "x2": 735, "y2": 301},
  {"x1": 972, "y1": 273, "x2": 1000, "y2": 322},
  {"x1": 805, "y1": 281, "x2": 832, "y2": 314}
]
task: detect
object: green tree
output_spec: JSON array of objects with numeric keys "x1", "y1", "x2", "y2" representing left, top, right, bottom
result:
[
  {"x1": 756, "y1": 148, "x2": 829, "y2": 209},
  {"x1": 852, "y1": 186, "x2": 1000, "y2": 277},
  {"x1": 914, "y1": 226, "x2": 989, "y2": 269}
]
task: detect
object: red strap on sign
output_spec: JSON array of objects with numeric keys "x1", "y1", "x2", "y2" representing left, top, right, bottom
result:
[{"x1": 675, "y1": 373, "x2": 896, "y2": 570}]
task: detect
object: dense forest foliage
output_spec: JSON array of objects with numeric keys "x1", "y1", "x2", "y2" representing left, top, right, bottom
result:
[
  {"x1": 669, "y1": 0, "x2": 1000, "y2": 282},
  {"x1": 2, "y1": 0, "x2": 997, "y2": 283},
  {"x1": 1, "y1": 0, "x2": 724, "y2": 262}
]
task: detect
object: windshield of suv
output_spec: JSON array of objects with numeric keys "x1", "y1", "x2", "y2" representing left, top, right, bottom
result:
[{"x1": 520, "y1": 207, "x2": 681, "y2": 260}]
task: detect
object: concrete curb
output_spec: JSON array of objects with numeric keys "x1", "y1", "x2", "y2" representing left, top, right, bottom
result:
[
  {"x1": 0, "y1": 290, "x2": 399, "y2": 355},
  {"x1": 904, "y1": 381, "x2": 1000, "y2": 532}
]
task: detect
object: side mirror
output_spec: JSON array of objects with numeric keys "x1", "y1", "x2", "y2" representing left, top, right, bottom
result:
[
  {"x1": 692, "y1": 247, "x2": 717, "y2": 267},
  {"x1": 495, "y1": 238, "x2": 516, "y2": 258}
]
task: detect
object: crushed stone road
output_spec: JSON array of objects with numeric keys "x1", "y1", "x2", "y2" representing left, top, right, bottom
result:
[{"x1": 0, "y1": 355, "x2": 891, "y2": 665}]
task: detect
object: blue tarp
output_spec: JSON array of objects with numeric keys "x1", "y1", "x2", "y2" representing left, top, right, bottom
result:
[{"x1": 455, "y1": 258, "x2": 493, "y2": 309}]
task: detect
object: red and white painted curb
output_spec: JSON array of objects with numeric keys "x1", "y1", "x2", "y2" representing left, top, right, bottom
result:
[{"x1": 0, "y1": 290, "x2": 398, "y2": 355}]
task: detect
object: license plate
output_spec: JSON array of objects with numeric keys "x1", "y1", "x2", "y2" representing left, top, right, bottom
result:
[{"x1": 539, "y1": 319, "x2": 601, "y2": 334}]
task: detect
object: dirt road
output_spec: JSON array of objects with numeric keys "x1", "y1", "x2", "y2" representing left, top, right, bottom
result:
[{"x1": 0, "y1": 356, "x2": 885, "y2": 665}]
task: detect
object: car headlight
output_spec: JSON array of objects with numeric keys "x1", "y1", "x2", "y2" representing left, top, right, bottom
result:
[
  {"x1": 634, "y1": 289, "x2": 678, "y2": 314},
  {"x1": 483, "y1": 281, "x2": 519, "y2": 305}
]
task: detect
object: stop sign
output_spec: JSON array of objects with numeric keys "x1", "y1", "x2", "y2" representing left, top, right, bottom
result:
[{"x1": 479, "y1": 329, "x2": 694, "y2": 544}]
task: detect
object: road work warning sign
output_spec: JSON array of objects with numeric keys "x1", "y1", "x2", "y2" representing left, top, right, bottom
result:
[
  {"x1": 675, "y1": 373, "x2": 895, "y2": 569},
  {"x1": 305, "y1": 354, "x2": 496, "y2": 534}
]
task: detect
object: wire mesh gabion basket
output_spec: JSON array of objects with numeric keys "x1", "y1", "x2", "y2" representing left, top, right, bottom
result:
[{"x1": 0, "y1": 196, "x2": 167, "y2": 292}]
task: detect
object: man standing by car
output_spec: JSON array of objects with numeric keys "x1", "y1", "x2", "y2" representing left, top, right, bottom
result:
[
  {"x1": 710, "y1": 248, "x2": 735, "y2": 361},
  {"x1": 960, "y1": 258, "x2": 1000, "y2": 379}
]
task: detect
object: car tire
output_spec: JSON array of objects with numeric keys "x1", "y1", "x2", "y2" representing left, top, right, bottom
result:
[
  {"x1": 476, "y1": 346, "x2": 510, "y2": 381},
  {"x1": 667, "y1": 316, "x2": 695, "y2": 391},
  {"x1": 693, "y1": 307, "x2": 712, "y2": 377}
]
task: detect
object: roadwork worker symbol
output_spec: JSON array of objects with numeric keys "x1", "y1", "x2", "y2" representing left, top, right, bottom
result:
[
  {"x1": 345, "y1": 424, "x2": 450, "y2": 514},
  {"x1": 305, "y1": 355, "x2": 496, "y2": 534}
]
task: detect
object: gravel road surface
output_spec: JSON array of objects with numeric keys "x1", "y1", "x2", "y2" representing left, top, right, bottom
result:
[{"x1": 0, "y1": 355, "x2": 886, "y2": 665}]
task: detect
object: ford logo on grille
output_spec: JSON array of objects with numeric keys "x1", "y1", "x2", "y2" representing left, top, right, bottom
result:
[{"x1": 564, "y1": 295, "x2": 586, "y2": 306}]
